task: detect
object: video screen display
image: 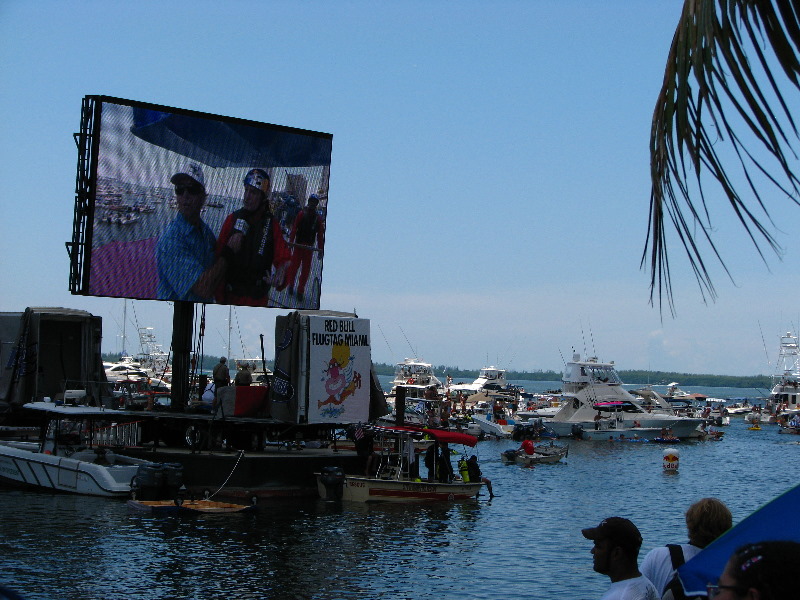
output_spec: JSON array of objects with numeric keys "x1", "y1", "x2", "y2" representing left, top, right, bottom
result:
[{"x1": 79, "y1": 96, "x2": 332, "y2": 309}]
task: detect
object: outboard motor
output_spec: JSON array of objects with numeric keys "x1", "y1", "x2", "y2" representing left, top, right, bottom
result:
[
  {"x1": 319, "y1": 466, "x2": 345, "y2": 500},
  {"x1": 162, "y1": 462, "x2": 184, "y2": 499},
  {"x1": 131, "y1": 463, "x2": 164, "y2": 501},
  {"x1": 571, "y1": 424, "x2": 585, "y2": 440}
]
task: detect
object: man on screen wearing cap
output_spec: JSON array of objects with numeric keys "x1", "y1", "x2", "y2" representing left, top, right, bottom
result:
[
  {"x1": 214, "y1": 168, "x2": 290, "y2": 306},
  {"x1": 582, "y1": 517, "x2": 658, "y2": 600},
  {"x1": 285, "y1": 193, "x2": 326, "y2": 303},
  {"x1": 156, "y1": 162, "x2": 231, "y2": 302}
]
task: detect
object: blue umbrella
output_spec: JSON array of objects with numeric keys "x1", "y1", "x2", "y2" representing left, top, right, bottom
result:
[{"x1": 676, "y1": 483, "x2": 800, "y2": 596}]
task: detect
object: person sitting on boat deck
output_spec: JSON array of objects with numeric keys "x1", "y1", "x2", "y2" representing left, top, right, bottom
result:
[
  {"x1": 437, "y1": 443, "x2": 454, "y2": 483},
  {"x1": 214, "y1": 168, "x2": 291, "y2": 306},
  {"x1": 466, "y1": 455, "x2": 494, "y2": 498},
  {"x1": 194, "y1": 379, "x2": 216, "y2": 413},
  {"x1": 156, "y1": 163, "x2": 230, "y2": 302},
  {"x1": 582, "y1": 517, "x2": 658, "y2": 600},
  {"x1": 212, "y1": 357, "x2": 230, "y2": 399},
  {"x1": 640, "y1": 497, "x2": 732, "y2": 598},
  {"x1": 234, "y1": 363, "x2": 253, "y2": 386},
  {"x1": 518, "y1": 438, "x2": 536, "y2": 456},
  {"x1": 708, "y1": 540, "x2": 800, "y2": 600}
]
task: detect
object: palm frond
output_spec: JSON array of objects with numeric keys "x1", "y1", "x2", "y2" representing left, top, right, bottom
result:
[{"x1": 645, "y1": 0, "x2": 800, "y2": 314}]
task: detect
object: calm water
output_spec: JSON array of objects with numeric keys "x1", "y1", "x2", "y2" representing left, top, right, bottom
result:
[{"x1": 1, "y1": 387, "x2": 796, "y2": 600}]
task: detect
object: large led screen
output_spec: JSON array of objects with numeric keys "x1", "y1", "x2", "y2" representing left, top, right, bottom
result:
[{"x1": 77, "y1": 96, "x2": 332, "y2": 309}]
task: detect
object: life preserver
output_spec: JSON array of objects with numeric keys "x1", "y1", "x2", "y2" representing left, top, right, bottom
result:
[{"x1": 407, "y1": 378, "x2": 415, "y2": 384}]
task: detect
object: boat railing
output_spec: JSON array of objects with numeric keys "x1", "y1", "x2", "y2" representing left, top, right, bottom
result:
[{"x1": 94, "y1": 421, "x2": 143, "y2": 448}]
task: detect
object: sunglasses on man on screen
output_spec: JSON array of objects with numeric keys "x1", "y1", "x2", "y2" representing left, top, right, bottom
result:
[{"x1": 175, "y1": 184, "x2": 204, "y2": 196}]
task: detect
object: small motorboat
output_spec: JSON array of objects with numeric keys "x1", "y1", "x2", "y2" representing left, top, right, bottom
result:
[{"x1": 500, "y1": 442, "x2": 568, "y2": 466}]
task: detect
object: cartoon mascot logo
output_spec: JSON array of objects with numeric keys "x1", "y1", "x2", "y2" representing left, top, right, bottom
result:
[{"x1": 318, "y1": 341, "x2": 362, "y2": 417}]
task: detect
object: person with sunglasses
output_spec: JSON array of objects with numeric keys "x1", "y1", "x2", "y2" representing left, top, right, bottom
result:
[
  {"x1": 156, "y1": 162, "x2": 229, "y2": 302},
  {"x1": 707, "y1": 540, "x2": 800, "y2": 599},
  {"x1": 582, "y1": 517, "x2": 659, "y2": 599},
  {"x1": 214, "y1": 168, "x2": 290, "y2": 306}
]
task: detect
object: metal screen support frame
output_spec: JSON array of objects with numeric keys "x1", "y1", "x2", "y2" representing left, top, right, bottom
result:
[{"x1": 66, "y1": 96, "x2": 97, "y2": 294}]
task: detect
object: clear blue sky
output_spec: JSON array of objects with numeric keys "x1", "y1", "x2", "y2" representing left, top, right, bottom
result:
[{"x1": 2, "y1": 1, "x2": 798, "y2": 376}]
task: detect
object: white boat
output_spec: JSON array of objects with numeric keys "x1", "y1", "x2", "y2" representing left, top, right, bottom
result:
[
  {"x1": 387, "y1": 358, "x2": 444, "y2": 401},
  {"x1": 542, "y1": 353, "x2": 705, "y2": 440},
  {"x1": 104, "y1": 361, "x2": 150, "y2": 383},
  {"x1": 450, "y1": 366, "x2": 514, "y2": 395},
  {"x1": 767, "y1": 332, "x2": 800, "y2": 415},
  {"x1": 229, "y1": 357, "x2": 272, "y2": 386},
  {"x1": 0, "y1": 402, "x2": 155, "y2": 497},
  {"x1": 315, "y1": 425, "x2": 482, "y2": 503},
  {"x1": 468, "y1": 393, "x2": 517, "y2": 438}
]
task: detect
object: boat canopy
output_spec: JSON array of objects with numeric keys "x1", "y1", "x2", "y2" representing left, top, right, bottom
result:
[{"x1": 368, "y1": 424, "x2": 478, "y2": 447}]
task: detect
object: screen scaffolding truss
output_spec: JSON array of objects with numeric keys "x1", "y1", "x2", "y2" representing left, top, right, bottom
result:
[{"x1": 67, "y1": 95, "x2": 97, "y2": 294}]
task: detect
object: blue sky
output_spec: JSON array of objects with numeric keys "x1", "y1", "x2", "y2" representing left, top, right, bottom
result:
[{"x1": 2, "y1": 1, "x2": 799, "y2": 376}]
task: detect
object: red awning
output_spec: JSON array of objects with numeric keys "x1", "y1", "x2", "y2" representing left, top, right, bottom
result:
[
  {"x1": 422, "y1": 427, "x2": 478, "y2": 447},
  {"x1": 367, "y1": 424, "x2": 478, "y2": 447}
]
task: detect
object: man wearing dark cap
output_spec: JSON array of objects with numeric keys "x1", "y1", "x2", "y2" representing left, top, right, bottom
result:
[
  {"x1": 285, "y1": 193, "x2": 326, "y2": 304},
  {"x1": 157, "y1": 162, "x2": 230, "y2": 302},
  {"x1": 214, "y1": 168, "x2": 290, "y2": 306},
  {"x1": 582, "y1": 517, "x2": 658, "y2": 599}
]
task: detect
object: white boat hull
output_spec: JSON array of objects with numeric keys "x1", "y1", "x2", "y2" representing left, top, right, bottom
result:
[
  {"x1": 316, "y1": 474, "x2": 482, "y2": 503},
  {"x1": 543, "y1": 423, "x2": 687, "y2": 441},
  {"x1": 473, "y1": 414, "x2": 514, "y2": 438},
  {"x1": 0, "y1": 442, "x2": 150, "y2": 498}
]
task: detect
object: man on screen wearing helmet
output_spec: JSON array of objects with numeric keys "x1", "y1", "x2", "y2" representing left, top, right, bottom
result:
[
  {"x1": 157, "y1": 162, "x2": 230, "y2": 302},
  {"x1": 285, "y1": 193, "x2": 326, "y2": 303},
  {"x1": 214, "y1": 168, "x2": 290, "y2": 306}
]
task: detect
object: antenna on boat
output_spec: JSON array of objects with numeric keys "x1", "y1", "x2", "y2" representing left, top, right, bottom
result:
[
  {"x1": 580, "y1": 321, "x2": 588, "y2": 358},
  {"x1": 758, "y1": 321, "x2": 772, "y2": 369},
  {"x1": 378, "y1": 324, "x2": 394, "y2": 357},
  {"x1": 399, "y1": 325, "x2": 416, "y2": 358}
]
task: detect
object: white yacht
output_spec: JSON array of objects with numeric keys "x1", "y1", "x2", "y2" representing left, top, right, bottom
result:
[
  {"x1": 543, "y1": 353, "x2": 704, "y2": 440},
  {"x1": 450, "y1": 366, "x2": 511, "y2": 394},
  {"x1": 387, "y1": 358, "x2": 444, "y2": 401},
  {"x1": 767, "y1": 332, "x2": 800, "y2": 416}
]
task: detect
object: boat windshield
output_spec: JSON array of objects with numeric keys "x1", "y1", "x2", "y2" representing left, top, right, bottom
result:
[{"x1": 585, "y1": 364, "x2": 621, "y2": 384}]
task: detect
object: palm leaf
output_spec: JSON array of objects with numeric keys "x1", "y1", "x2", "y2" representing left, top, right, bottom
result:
[{"x1": 645, "y1": 0, "x2": 800, "y2": 314}]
